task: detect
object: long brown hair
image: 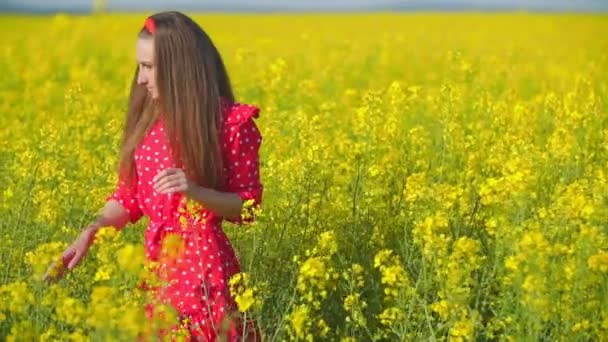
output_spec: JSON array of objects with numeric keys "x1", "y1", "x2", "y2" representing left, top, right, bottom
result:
[{"x1": 118, "y1": 11, "x2": 235, "y2": 190}]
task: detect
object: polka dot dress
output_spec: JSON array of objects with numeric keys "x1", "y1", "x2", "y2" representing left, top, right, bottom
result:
[{"x1": 106, "y1": 100, "x2": 263, "y2": 341}]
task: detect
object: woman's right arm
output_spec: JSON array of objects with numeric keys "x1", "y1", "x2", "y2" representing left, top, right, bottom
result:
[
  {"x1": 91, "y1": 199, "x2": 133, "y2": 232},
  {"x1": 42, "y1": 199, "x2": 132, "y2": 283}
]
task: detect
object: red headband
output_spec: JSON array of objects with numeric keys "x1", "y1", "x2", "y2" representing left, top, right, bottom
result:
[{"x1": 144, "y1": 17, "x2": 155, "y2": 34}]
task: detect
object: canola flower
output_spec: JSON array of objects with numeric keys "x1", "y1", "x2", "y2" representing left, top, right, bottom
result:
[{"x1": 1, "y1": 12, "x2": 607, "y2": 341}]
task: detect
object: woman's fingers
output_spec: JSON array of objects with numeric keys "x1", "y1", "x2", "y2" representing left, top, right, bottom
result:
[
  {"x1": 43, "y1": 247, "x2": 70, "y2": 283},
  {"x1": 152, "y1": 169, "x2": 174, "y2": 187},
  {"x1": 153, "y1": 169, "x2": 186, "y2": 193},
  {"x1": 43, "y1": 230, "x2": 94, "y2": 284},
  {"x1": 43, "y1": 259, "x2": 66, "y2": 283},
  {"x1": 42, "y1": 263, "x2": 55, "y2": 283},
  {"x1": 154, "y1": 174, "x2": 177, "y2": 191},
  {"x1": 156, "y1": 180, "x2": 183, "y2": 193},
  {"x1": 62, "y1": 248, "x2": 75, "y2": 264},
  {"x1": 153, "y1": 168, "x2": 179, "y2": 183},
  {"x1": 67, "y1": 253, "x2": 81, "y2": 270},
  {"x1": 67, "y1": 243, "x2": 87, "y2": 270}
]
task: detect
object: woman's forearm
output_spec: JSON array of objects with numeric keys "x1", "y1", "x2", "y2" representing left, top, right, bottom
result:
[
  {"x1": 92, "y1": 200, "x2": 131, "y2": 231},
  {"x1": 185, "y1": 185, "x2": 243, "y2": 220}
]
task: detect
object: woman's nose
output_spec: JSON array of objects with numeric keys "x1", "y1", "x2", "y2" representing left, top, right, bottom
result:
[{"x1": 137, "y1": 70, "x2": 147, "y2": 85}]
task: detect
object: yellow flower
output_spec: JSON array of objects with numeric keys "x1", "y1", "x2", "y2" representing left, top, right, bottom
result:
[
  {"x1": 505, "y1": 255, "x2": 520, "y2": 271},
  {"x1": 572, "y1": 319, "x2": 590, "y2": 332},
  {"x1": 94, "y1": 226, "x2": 118, "y2": 244},
  {"x1": 288, "y1": 304, "x2": 311, "y2": 340},
  {"x1": 449, "y1": 318, "x2": 474, "y2": 340},
  {"x1": 116, "y1": 244, "x2": 145, "y2": 274},
  {"x1": 93, "y1": 265, "x2": 112, "y2": 282},
  {"x1": 588, "y1": 250, "x2": 608, "y2": 273},
  {"x1": 373, "y1": 249, "x2": 393, "y2": 269},
  {"x1": 378, "y1": 307, "x2": 404, "y2": 326},
  {"x1": 68, "y1": 329, "x2": 88, "y2": 341},
  {"x1": 229, "y1": 272, "x2": 262, "y2": 312},
  {"x1": 431, "y1": 300, "x2": 450, "y2": 321},
  {"x1": 317, "y1": 231, "x2": 338, "y2": 255},
  {"x1": 160, "y1": 233, "x2": 185, "y2": 261},
  {"x1": 56, "y1": 297, "x2": 87, "y2": 326},
  {"x1": 317, "y1": 318, "x2": 330, "y2": 337},
  {"x1": 1, "y1": 281, "x2": 35, "y2": 314},
  {"x1": 120, "y1": 304, "x2": 145, "y2": 337},
  {"x1": 235, "y1": 288, "x2": 255, "y2": 312},
  {"x1": 24, "y1": 241, "x2": 67, "y2": 280}
]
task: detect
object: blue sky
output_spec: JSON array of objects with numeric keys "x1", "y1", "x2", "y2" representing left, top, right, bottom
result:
[{"x1": 2, "y1": 0, "x2": 608, "y2": 12}]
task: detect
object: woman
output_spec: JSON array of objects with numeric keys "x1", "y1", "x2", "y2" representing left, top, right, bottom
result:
[{"x1": 44, "y1": 11, "x2": 263, "y2": 341}]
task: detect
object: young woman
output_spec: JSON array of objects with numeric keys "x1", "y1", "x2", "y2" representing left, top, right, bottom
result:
[{"x1": 44, "y1": 11, "x2": 263, "y2": 341}]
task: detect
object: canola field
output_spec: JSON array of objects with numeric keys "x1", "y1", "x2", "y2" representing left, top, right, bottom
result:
[{"x1": 0, "y1": 13, "x2": 607, "y2": 341}]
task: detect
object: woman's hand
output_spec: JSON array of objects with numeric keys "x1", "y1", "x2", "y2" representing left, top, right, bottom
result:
[
  {"x1": 42, "y1": 224, "x2": 99, "y2": 284},
  {"x1": 153, "y1": 168, "x2": 196, "y2": 196}
]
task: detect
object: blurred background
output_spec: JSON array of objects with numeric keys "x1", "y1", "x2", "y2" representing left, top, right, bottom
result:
[{"x1": 2, "y1": 0, "x2": 608, "y2": 13}]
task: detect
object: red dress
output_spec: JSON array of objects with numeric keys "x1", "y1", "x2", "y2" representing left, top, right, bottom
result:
[{"x1": 106, "y1": 100, "x2": 263, "y2": 341}]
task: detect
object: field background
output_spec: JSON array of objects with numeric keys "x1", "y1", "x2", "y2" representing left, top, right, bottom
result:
[{"x1": 1, "y1": 13, "x2": 607, "y2": 341}]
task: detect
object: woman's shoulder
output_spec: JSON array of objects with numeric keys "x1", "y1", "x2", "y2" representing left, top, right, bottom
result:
[{"x1": 221, "y1": 98, "x2": 260, "y2": 125}]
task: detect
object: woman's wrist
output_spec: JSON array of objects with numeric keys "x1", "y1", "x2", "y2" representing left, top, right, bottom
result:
[
  {"x1": 184, "y1": 183, "x2": 209, "y2": 205},
  {"x1": 88, "y1": 217, "x2": 108, "y2": 233},
  {"x1": 185, "y1": 184, "x2": 243, "y2": 220}
]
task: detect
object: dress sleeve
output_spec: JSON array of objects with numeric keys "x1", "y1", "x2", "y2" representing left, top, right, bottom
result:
[
  {"x1": 105, "y1": 172, "x2": 144, "y2": 226},
  {"x1": 223, "y1": 106, "x2": 263, "y2": 225}
]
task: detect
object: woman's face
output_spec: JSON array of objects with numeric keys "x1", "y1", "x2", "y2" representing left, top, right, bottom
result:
[{"x1": 136, "y1": 37, "x2": 158, "y2": 100}]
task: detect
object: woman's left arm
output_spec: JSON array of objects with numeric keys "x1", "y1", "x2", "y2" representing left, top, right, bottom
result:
[
  {"x1": 185, "y1": 184, "x2": 243, "y2": 220},
  {"x1": 152, "y1": 168, "x2": 244, "y2": 220},
  {"x1": 153, "y1": 116, "x2": 263, "y2": 223}
]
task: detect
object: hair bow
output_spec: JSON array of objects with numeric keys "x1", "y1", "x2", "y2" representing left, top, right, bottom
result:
[{"x1": 144, "y1": 17, "x2": 156, "y2": 34}]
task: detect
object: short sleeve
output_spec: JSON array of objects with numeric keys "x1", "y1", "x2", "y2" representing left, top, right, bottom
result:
[
  {"x1": 223, "y1": 105, "x2": 263, "y2": 225},
  {"x1": 106, "y1": 173, "x2": 144, "y2": 226}
]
